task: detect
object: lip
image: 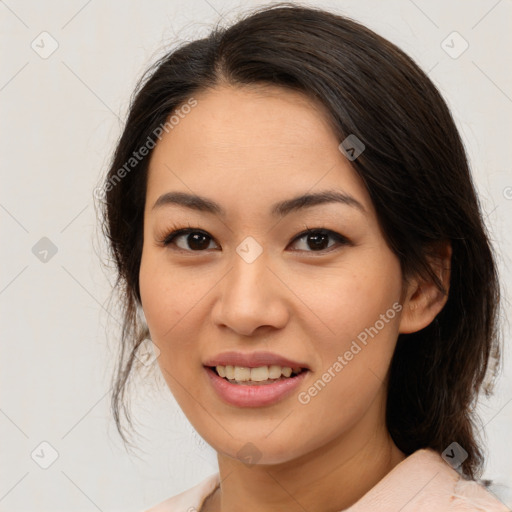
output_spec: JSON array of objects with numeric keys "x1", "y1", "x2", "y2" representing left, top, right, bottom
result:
[
  {"x1": 203, "y1": 351, "x2": 310, "y2": 370},
  {"x1": 205, "y1": 366, "x2": 309, "y2": 407}
]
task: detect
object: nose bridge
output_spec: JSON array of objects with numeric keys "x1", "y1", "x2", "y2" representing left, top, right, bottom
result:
[{"x1": 212, "y1": 239, "x2": 288, "y2": 335}]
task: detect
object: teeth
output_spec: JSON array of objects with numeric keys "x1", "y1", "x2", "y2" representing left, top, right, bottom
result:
[{"x1": 214, "y1": 364, "x2": 302, "y2": 382}]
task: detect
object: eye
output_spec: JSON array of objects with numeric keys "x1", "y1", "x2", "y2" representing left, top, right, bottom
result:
[
  {"x1": 289, "y1": 228, "x2": 350, "y2": 253},
  {"x1": 160, "y1": 228, "x2": 218, "y2": 251},
  {"x1": 159, "y1": 226, "x2": 350, "y2": 253}
]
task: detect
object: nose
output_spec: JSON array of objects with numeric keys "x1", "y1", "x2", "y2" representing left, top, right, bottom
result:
[{"x1": 211, "y1": 248, "x2": 290, "y2": 337}]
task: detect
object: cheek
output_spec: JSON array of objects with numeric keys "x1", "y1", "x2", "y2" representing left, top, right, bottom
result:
[
  {"x1": 138, "y1": 252, "x2": 214, "y2": 401},
  {"x1": 139, "y1": 252, "x2": 198, "y2": 339},
  {"x1": 300, "y1": 253, "x2": 403, "y2": 398},
  {"x1": 303, "y1": 257, "x2": 402, "y2": 346},
  {"x1": 139, "y1": 261, "x2": 198, "y2": 398},
  {"x1": 297, "y1": 295, "x2": 401, "y2": 446},
  {"x1": 139, "y1": 265, "x2": 173, "y2": 338}
]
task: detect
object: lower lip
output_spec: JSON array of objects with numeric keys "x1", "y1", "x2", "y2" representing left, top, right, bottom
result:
[{"x1": 205, "y1": 366, "x2": 309, "y2": 407}]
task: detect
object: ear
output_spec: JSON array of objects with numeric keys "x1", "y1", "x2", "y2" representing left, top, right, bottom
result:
[{"x1": 399, "y1": 241, "x2": 452, "y2": 334}]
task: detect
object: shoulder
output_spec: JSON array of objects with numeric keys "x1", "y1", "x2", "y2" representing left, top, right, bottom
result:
[
  {"x1": 416, "y1": 449, "x2": 509, "y2": 511},
  {"x1": 451, "y1": 478, "x2": 511, "y2": 511},
  {"x1": 347, "y1": 449, "x2": 510, "y2": 511},
  {"x1": 142, "y1": 473, "x2": 220, "y2": 512}
]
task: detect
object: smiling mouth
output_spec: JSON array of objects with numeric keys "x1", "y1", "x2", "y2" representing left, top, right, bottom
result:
[{"x1": 208, "y1": 365, "x2": 308, "y2": 385}]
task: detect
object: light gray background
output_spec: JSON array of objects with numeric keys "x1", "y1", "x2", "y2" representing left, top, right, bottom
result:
[{"x1": 1, "y1": 0, "x2": 511, "y2": 510}]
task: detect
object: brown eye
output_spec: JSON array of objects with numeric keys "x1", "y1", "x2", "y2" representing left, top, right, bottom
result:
[
  {"x1": 289, "y1": 229, "x2": 349, "y2": 252},
  {"x1": 161, "y1": 227, "x2": 349, "y2": 254},
  {"x1": 163, "y1": 229, "x2": 218, "y2": 251}
]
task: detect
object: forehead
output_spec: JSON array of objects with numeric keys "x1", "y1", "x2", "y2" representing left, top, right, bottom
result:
[{"x1": 146, "y1": 84, "x2": 373, "y2": 217}]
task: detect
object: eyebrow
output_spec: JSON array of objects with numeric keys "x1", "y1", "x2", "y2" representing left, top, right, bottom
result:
[{"x1": 152, "y1": 190, "x2": 366, "y2": 217}]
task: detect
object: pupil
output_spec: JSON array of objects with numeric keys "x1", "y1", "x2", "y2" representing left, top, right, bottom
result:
[
  {"x1": 308, "y1": 232, "x2": 328, "y2": 250},
  {"x1": 189, "y1": 232, "x2": 209, "y2": 250}
]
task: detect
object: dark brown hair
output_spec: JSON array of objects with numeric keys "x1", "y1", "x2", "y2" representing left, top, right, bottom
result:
[{"x1": 97, "y1": 2, "x2": 501, "y2": 480}]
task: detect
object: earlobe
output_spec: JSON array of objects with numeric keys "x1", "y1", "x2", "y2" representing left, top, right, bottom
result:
[{"x1": 398, "y1": 241, "x2": 452, "y2": 335}]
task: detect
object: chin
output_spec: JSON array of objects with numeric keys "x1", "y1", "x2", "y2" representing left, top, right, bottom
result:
[{"x1": 210, "y1": 434, "x2": 308, "y2": 467}]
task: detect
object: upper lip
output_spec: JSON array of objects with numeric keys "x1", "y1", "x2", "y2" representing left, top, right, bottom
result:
[{"x1": 203, "y1": 351, "x2": 310, "y2": 370}]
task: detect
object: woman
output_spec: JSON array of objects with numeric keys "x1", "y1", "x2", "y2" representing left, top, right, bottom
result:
[{"x1": 98, "y1": 3, "x2": 508, "y2": 511}]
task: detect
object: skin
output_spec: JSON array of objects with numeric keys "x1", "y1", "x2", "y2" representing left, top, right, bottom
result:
[{"x1": 139, "y1": 84, "x2": 451, "y2": 512}]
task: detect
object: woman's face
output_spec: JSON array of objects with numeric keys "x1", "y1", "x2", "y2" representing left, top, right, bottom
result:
[{"x1": 139, "y1": 84, "x2": 408, "y2": 465}]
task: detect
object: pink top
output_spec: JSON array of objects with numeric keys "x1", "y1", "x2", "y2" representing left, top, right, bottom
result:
[{"x1": 144, "y1": 448, "x2": 510, "y2": 511}]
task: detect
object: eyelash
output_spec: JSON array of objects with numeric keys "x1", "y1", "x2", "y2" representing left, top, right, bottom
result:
[{"x1": 157, "y1": 223, "x2": 350, "y2": 254}]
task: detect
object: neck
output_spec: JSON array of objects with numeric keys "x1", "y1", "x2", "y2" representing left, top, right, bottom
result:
[{"x1": 203, "y1": 395, "x2": 406, "y2": 512}]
